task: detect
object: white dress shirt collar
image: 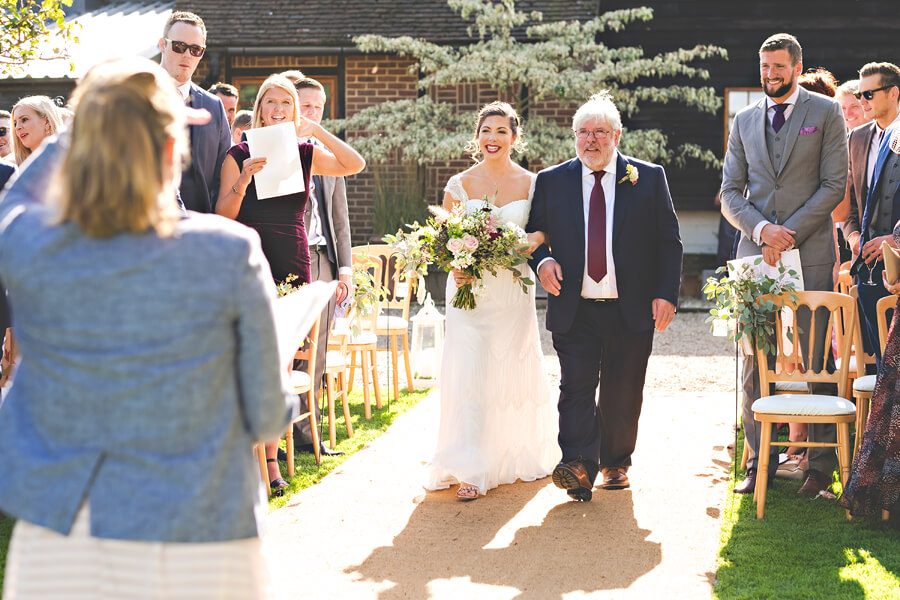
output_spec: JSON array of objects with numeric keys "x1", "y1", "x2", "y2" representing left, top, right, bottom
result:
[
  {"x1": 177, "y1": 81, "x2": 192, "y2": 103},
  {"x1": 581, "y1": 150, "x2": 618, "y2": 180}
]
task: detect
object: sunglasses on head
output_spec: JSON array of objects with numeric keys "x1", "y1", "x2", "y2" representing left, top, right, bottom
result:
[
  {"x1": 165, "y1": 38, "x2": 205, "y2": 58},
  {"x1": 855, "y1": 84, "x2": 896, "y2": 101}
]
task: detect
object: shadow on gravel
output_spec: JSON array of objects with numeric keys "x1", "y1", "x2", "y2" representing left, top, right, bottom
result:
[{"x1": 347, "y1": 479, "x2": 661, "y2": 599}]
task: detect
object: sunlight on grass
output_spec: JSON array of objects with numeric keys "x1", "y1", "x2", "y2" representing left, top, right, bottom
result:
[{"x1": 840, "y1": 548, "x2": 900, "y2": 599}]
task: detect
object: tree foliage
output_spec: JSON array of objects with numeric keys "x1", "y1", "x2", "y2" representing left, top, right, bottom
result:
[
  {"x1": 0, "y1": 0, "x2": 80, "y2": 77},
  {"x1": 330, "y1": 0, "x2": 726, "y2": 168}
]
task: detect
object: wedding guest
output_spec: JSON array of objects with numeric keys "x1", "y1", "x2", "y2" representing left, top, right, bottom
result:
[
  {"x1": 158, "y1": 11, "x2": 230, "y2": 212},
  {"x1": 209, "y1": 81, "x2": 239, "y2": 126},
  {"x1": 0, "y1": 158, "x2": 14, "y2": 397},
  {"x1": 528, "y1": 92, "x2": 682, "y2": 500},
  {"x1": 839, "y1": 213, "x2": 900, "y2": 518},
  {"x1": 837, "y1": 80, "x2": 871, "y2": 131},
  {"x1": 232, "y1": 109, "x2": 252, "y2": 144},
  {"x1": 0, "y1": 110, "x2": 12, "y2": 160},
  {"x1": 216, "y1": 73, "x2": 365, "y2": 492},
  {"x1": 722, "y1": 33, "x2": 848, "y2": 498},
  {"x1": 426, "y1": 101, "x2": 559, "y2": 500},
  {"x1": 11, "y1": 95, "x2": 64, "y2": 165},
  {"x1": 280, "y1": 70, "x2": 305, "y2": 85},
  {"x1": 291, "y1": 76, "x2": 353, "y2": 458},
  {"x1": 0, "y1": 56, "x2": 295, "y2": 599},
  {"x1": 843, "y1": 62, "x2": 900, "y2": 365}
]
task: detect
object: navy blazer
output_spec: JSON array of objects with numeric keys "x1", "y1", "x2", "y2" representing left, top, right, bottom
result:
[
  {"x1": 180, "y1": 83, "x2": 231, "y2": 213},
  {"x1": 861, "y1": 123, "x2": 900, "y2": 244},
  {"x1": 527, "y1": 153, "x2": 682, "y2": 333}
]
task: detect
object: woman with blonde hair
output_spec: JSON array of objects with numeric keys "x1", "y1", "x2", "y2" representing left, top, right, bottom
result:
[
  {"x1": 0, "y1": 57, "x2": 294, "y2": 599},
  {"x1": 11, "y1": 95, "x2": 65, "y2": 165}
]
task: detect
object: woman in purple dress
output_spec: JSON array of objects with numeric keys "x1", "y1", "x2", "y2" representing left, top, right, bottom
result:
[
  {"x1": 217, "y1": 74, "x2": 365, "y2": 494},
  {"x1": 838, "y1": 221, "x2": 900, "y2": 517}
]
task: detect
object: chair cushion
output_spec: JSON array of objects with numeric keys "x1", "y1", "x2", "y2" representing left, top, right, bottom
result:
[
  {"x1": 752, "y1": 394, "x2": 856, "y2": 416},
  {"x1": 376, "y1": 315, "x2": 408, "y2": 331},
  {"x1": 325, "y1": 350, "x2": 346, "y2": 369},
  {"x1": 852, "y1": 374, "x2": 877, "y2": 393},
  {"x1": 291, "y1": 370, "x2": 311, "y2": 389},
  {"x1": 774, "y1": 381, "x2": 808, "y2": 393},
  {"x1": 349, "y1": 330, "x2": 377, "y2": 345},
  {"x1": 835, "y1": 356, "x2": 857, "y2": 372}
]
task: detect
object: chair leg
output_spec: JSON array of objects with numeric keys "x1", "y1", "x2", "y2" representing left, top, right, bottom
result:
[
  {"x1": 360, "y1": 351, "x2": 372, "y2": 420},
  {"x1": 285, "y1": 426, "x2": 295, "y2": 477},
  {"x1": 326, "y1": 373, "x2": 337, "y2": 449},
  {"x1": 256, "y1": 445, "x2": 270, "y2": 497},
  {"x1": 347, "y1": 350, "x2": 358, "y2": 393},
  {"x1": 307, "y1": 392, "x2": 320, "y2": 465},
  {"x1": 756, "y1": 421, "x2": 772, "y2": 518},
  {"x1": 837, "y1": 422, "x2": 852, "y2": 488},
  {"x1": 370, "y1": 348, "x2": 382, "y2": 409},
  {"x1": 389, "y1": 334, "x2": 400, "y2": 400},
  {"x1": 402, "y1": 332, "x2": 414, "y2": 393},
  {"x1": 883, "y1": 510, "x2": 890, "y2": 520},
  {"x1": 339, "y1": 370, "x2": 353, "y2": 438},
  {"x1": 740, "y1": 441, "x2": 749, "y2": 471},
  {"x1": 853, "y1": 393, "x2": 870, "y2": 459}
]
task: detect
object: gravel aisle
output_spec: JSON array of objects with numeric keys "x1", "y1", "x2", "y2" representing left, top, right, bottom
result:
[{"x1": 265, "y1": 308, "x2": 738, "y2": 599}]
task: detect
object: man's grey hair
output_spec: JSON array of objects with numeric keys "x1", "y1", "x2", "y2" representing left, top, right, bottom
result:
[
  {"x1": 573, "y1": 91, "x2": 622, "y2": 133},
  {"x1": 836, "y1": 79, "x2": 860, "y2": 99}
]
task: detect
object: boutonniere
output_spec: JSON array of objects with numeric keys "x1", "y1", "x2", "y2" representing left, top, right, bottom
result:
[{"x1": 618, "y1": 163, "x2": 639, "y2": 186}]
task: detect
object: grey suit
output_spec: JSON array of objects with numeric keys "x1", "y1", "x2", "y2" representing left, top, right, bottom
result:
[
  {"x1": 295, "y1": 173, "x2": 353, "y2": 445},
  {"x1": 721, "y1": 86, "x2": 848, "y2": 476}
]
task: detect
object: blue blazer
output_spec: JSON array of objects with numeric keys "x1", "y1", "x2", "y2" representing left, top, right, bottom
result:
[
  {"x1": 0, "y1": 136, "x2": 297, "y2": 542},
  {"x1": 180, "y1": 83, "x2": 231, "y2": 213},
  {"x1": 861, "y1": 123, "x2": 900, "y2": 244},
  {"x1": 527, "y1": 153, "x2": 683, "y2": 333}
]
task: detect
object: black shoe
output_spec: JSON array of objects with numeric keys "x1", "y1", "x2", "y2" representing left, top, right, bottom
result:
[{"x1": 297, "y1": 442, "x2": 345, "y2": 457}]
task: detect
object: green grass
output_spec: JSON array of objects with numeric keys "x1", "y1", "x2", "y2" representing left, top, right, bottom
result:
[
  {"x1": 0, "y1": 386, "x2": 433, "y2": 586},
  {"x1": 715, "y1": 433, "x2": 900, "y2": 599},
  {"x1": 267, "y1": 385, "x2": 432, "y2": 510}
]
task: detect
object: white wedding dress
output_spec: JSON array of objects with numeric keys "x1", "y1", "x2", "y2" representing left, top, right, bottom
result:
[{"x1": 425, "y1": 174, "x2": 561, "y2": 494}]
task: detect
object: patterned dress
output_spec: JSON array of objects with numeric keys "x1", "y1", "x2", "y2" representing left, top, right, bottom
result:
[{"x1": 838, "y1": 225, "x2": 900, "y2": 516}]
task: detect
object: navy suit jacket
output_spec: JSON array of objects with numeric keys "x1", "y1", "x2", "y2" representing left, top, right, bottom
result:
[
  {"x1": 527, "y1": 153, "x2": 682, "y2": 333},
  {"x1": 180, "y1": 83, "x2": 231, "y2": 213},
  {"x1": 861, "y1": 123, "x2": 900, "y2": 245}
]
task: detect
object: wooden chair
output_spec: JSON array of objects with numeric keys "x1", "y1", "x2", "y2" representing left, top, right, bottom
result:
[
  {"x1": 835, "y1": 272, "x2": 875, "y2": 394},
  {"x1": 347, "y1": 250, "x2": 384, "y2": 418},
  {"x1": 322, "y1": 319, "x2": 354, "y2": 448},
  {"x1": 287, "y1": 315, "x2": 322, "y2": 472},
  {"x1": 751, "y1": 291, "x2": 857, "y2": 519},
  {"x1": 353, "y1": 244, "x2": 416, "y2": 400}
]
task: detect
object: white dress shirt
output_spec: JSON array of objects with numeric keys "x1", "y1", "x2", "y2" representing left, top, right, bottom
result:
[
  {"x1": 752, "y1": 86, "x2": 801, "y2": 245},
  {"x1": 177, "y1": 81, "x2": 191, "y2": 103}
]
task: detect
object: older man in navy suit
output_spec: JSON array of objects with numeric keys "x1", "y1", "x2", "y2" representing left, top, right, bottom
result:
[
  {"x1": 527, "y1": 91, "x2": 683, "y2": 501},
  {"x1": 158, "y1": 11, "x2": 230, "y2": 213}
]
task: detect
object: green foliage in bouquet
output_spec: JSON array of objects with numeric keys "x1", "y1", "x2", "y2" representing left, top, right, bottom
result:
[
  {"x1": 702, "y1": 258, "x2": 800, "y2": 356},
  {"x1": 275, "y1": 274, "x2": 304, "y2": 297}
]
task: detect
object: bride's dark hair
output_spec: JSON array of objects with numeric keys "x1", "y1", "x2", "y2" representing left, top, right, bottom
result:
[{"x1": 465, "y1": 101, "x2": 527, "y2": 161}]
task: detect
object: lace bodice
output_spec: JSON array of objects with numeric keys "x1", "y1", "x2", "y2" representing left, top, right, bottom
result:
[{"x1": 444, "y1": 173, "x2": 536, "y2": 229}]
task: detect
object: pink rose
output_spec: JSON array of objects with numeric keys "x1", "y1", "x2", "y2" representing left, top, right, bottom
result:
[
  {"x1": 447, "y1": 237, "x2": 465, "y2": 253},
  {"x1": 462, "y1": 234, "x2": 479, "y2": 252}
]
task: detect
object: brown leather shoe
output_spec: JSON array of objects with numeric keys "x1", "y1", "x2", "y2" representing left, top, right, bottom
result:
[
  {"x1": 601, "y1": 467, "x2": 630, "y2": 490},
  {"x1": 797, "y1": 469, "x2": 831, "y2": 497},
  {"x1": 733, "y1": 469, "x2": 757, "y2": 494},
  {"x1": 552, "y1": 461, "x2": 593, "y2": 502}
]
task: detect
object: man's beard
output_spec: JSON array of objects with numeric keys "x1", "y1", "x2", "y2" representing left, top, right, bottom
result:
[{"x1": 762, "y1": 73, "x2": 794, "y2": 98}]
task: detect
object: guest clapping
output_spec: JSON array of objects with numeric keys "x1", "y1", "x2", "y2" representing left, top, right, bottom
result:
[{"x1": 0, "y1": 57, "x2": 295, "y2": 599}]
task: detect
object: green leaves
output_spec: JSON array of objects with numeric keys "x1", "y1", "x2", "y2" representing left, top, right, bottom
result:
[{"x1": 0, "y1": 0, "x2": 80, "y2": 77}]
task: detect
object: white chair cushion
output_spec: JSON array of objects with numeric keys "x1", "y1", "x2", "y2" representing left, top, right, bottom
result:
[
  {"x1": 376, "y1": 315, "x2": 408, "y2": 331},
  {"x1": 852, "y1": 374, "x2": 877, "y2": 393},
  {"x1": 325, "y1": 350, "x2": 346, "y2": 368},
  {"x1": 835, "y1": 356, "x2": 857, "y2": 372},
  {"x1": 774, "y1": 381, "x2": 808, "y2": 393},
  {"x1": 291, "y1": 370, "x2": 311, "y2": 389},
  {"x1": 752, "y1": 394, "x2": 856, "y2": 416},
  {"x1": 348, "y1": 330, "x2": 377, "y2": 345}
]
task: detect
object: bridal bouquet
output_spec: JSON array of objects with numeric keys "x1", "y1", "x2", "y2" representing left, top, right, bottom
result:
[{"x1": 387, "y1": 202, "x2": 533, "y2": 310}]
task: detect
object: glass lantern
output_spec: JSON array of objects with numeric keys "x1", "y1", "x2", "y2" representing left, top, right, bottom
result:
[{"x1": 409, "y1": 292, "x2": 445, "y2": 379}]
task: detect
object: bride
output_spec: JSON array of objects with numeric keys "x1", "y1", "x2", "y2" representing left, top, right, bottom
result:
[{"x1": 425, "y1": 102, "x2": 561, "y2": 500}]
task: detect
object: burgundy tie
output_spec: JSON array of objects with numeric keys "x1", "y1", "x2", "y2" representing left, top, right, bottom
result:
[
  {"x1": 587, "y1": 171, "x2": 607, "y2": 283},
  {"x1": 772, "y1": 103, "x2": 788, "y2": 133}
]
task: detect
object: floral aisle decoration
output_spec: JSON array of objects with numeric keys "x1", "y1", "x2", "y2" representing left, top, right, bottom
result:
[{"x1": 386, "y1": 201, "x2": 533, "y2": 310}]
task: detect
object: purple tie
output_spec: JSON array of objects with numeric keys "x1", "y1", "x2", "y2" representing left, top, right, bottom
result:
[
  {"x1": 587, "y1": 171, "x2": 607, "y2": 283},
  {"x1": 772, "y1": 103, "x2": 789, "y2": 133}
]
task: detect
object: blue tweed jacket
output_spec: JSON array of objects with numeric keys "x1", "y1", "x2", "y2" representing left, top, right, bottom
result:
[{"x1": 0, "y1": 135, "x2": 296, "y2": 542}]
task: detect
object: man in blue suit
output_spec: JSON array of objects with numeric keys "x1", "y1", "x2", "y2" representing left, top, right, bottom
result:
[
  {"x1": 527, "y1": 91, "x2": 683, "y2": 501},
  {"x1": 158, "y1": 11, "x2": 230, "y2": 213}
]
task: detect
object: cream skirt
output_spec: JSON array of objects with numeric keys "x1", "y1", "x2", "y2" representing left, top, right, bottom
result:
[{"x1": 2, "y1": 503, "x2": 274, "y2": 600}]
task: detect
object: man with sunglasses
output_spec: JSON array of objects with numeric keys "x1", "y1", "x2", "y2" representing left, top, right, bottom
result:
[
  {"x1": 0, "y1": 110, "x2": 12, "y2": 161},
  {"x1": 844, "y1": 62, "x2": 900, "y2": 365},
  {"x1": 158, "y1": 11, "x2": 230, "y2": 214}
]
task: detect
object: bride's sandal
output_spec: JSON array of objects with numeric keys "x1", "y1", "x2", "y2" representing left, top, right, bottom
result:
[{"x1": 456, "y1": 484, "x2": 480, "y2": 501}]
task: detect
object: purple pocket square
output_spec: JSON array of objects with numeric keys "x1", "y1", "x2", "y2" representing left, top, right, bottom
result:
[{"x1": 799, "y1": 126, "x2": 819, "y2": 135}]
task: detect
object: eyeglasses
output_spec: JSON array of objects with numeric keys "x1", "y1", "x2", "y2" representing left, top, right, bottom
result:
[
  {"x1": 855, "y1": 85, "x2": 896, "y2": 101},
  {"x1": 575, "y1": 128, "x2": 613, "y2": 140},
  {"x1": 164, "y1": 38, "x2": 205, "y2": 58},
  {"x1": 0, "y1": 127, "x2": 6, "y2": 137}
]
